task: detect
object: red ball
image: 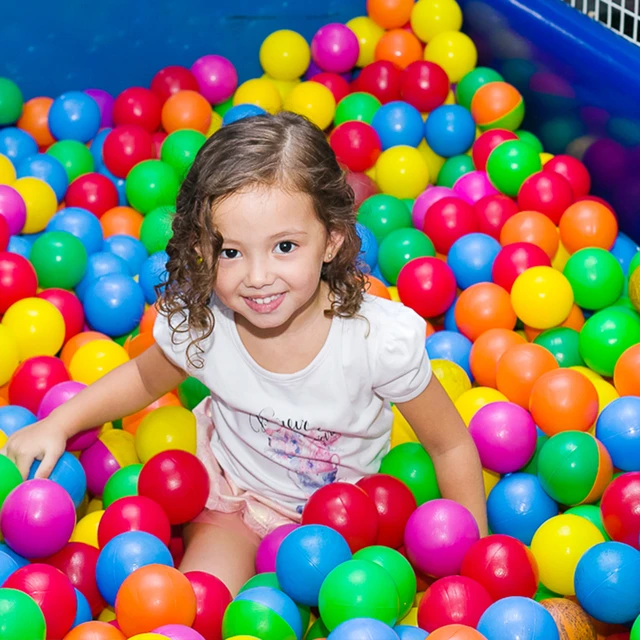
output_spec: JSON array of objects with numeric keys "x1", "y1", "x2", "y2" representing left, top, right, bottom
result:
[
  {"x1": 301, "y1": 482, "x2": 379, "y2": 553},
  {"x1": 473, "y1": 130, "x2": 518, "y2": 172},
  {"x1": 44, "y1": 542, "x2": 106, "y2": 617},
  {"x1": 473, "y1": 194, "x2": 519, "y2": 240},
  {"x1": 544, "y1": 154, "x2": 592, "y2": 199},
  {"x1": 601, "y1": 472, "x2": 640, "y2": 549},
  {"x1": 311, "y1": 72, "x2": 351, "y2": 104},
  {"x1": 460, "y1": 534, "x2": 539, "y2": 600},
  {"x1": 112, "y1": 87, "x2": 162, "y2": 133},
  {"x1": 65, "y1": 173, "x2": 119, "y2": 218},
  {"x1": 185, "y1": 570, "x2": 233, "y2": 640},
  {"x1": 138, "y1": 450, "x2": 210, "y2": 525},
  {"x1": 356, "y1": 474, "x2": 417, "y2": 549},
  {"x1": 0, "y1": 251, "x2": 38, "y2": 314},
  {"x1": 152, "y1": 131, "x2": 167, "y2": 159},
  {"x1": 36, "y1": 288, "x2": 84, "y2": 344},
  {"x1": 491, "y1": 242, "x2": 551, "y2": 292},
  {"x1": 97, "y1": 495, "x2": 172, "y2": 548},
  {"x1": 4, "y1": 563, "x2": 77, "y2": 639},
  {"x1": 8, "y1": 356, "x2": 70, "y2": 414},
  {"x1": 518, "y1": 170, "x2": 574, "y2": 225},
  {"x1": 330, "y1": 121, "x2": 382, "y2": 173},
  {"x1": 397, "y1": 256, "x2": 457, "y2": 319},
  {"x1": 102, "y1": 125, "x2": 154, "y2": 178},
  {"x1": 400, "y1": 61, "x2": 449, "y2": 113},
  {"x1": 346, "y1": 171, "x2": 379, "y2": 208},
  {"x1": 417, "y1": 575, "x2": 493, "y2": 632},
  {"x1": 151, "y1": 65, "x2": 200, "y2": 104},
  {"x1": 353, "y1": 60, "x2": 402, "y2": 104},
  {"x1": 0, "y1": 214, "x2": 9, "y2": 251},
  {"x1": 423, "y1": 196, "x2": 479, "y2": 254}
]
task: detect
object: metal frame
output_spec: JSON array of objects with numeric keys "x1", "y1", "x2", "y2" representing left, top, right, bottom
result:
[{"x1": 562, "y1": 0, "x2": 640, "y2": 43}]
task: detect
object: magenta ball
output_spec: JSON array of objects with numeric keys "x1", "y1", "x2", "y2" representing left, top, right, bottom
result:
[
  {"x1": 190, "y1": 54, "x2": 238, "y2": 104},
  {"x1": 404, "y1": 498, "x2": 479, "y2": 578},
  {"x1": 311, "y1": 23, "x2": 359, "y2": 74},
  {"x1": 255, "y1": 523, "x2": 300, "y2": 574},
  {"x1": 79, "y1": 439, "x2": 120, "y2": 495},
  {"x1": 412, "y1": 186, "x2": 455, "y2": 230},
  {"x1": 85, "y1": 89, "x2": 115, "y2": 128},
  {"x1": 454, "y1": 171, "x2": 499, "y2": 204},
  {"x1": 0, "y1": 479, "x2": 76, "y2": 558},
  {"x1": 0, "y1": 185, "x2": 27, "y2": 235},
  {"x1": 468, "y1": 401, "x2": 537, "y2": 474},
  {"x1": 153, "y1": 625, "x2": 205, "y2": 640}
]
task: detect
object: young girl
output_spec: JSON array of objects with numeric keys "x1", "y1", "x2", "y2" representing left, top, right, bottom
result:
[{"x1": 2, "y1": 111, "x2": 487, "y2": 595}]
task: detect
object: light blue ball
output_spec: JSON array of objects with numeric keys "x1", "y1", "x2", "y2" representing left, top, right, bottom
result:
[
  {"x1": 104, "y1": 234, "x2": 148, "y2": 277},
  {"x1": 90, "y1": 128, "x2": 111, "y2": 170},
  {"x1": 17, "y1": 153, "x2": 69, "y2": 201},
  {"x1": 477, "y1": 596, "x2": 559, "y2": 640},
  {"x1": 48, "y1": 91, "x2": 101, "y2": 143},
  {"x1": 443, "y1": 297, "x2": 459, "y2": 331},
  {"x1": 371, "y1": 101, "x2": 424, "y2": 150},
  {"x1": 328, "y1": 618, "x2": 400, "y2": 640},
  {"x1": 596, "y1": 396, "x2": 640, "y2": 471},
  {"x1": 223, "y1": 104, "x2": 267, "y2": 126},
  {"x1": 0, "y1": 405, "x2": 37, "y2": 437},
  {"x1": 424, "y1": 105, "x2": 476, "y2": 158},
  {"x1": 0, "y1": 543, "x2": 29, "y2": 568},
  {"x1": 71, "y1": 589, "x2": 93, "y2": 627},
  {"x1": 75, "y1": 251, "x2": 131, "y2": 301},
  {"x1": 425, "y1": 330, "x2": 473, "y2": 379},
  {"x1": 394, "y1": 626, "x2": 428, "y2": 640},
  {"x1": 610, "y1": 232, "x2": 639, "y2": 275},
  {"x1": 47, "y1": 206, "x2": 104, "y2": 255},
  {"x1": 98, "y1": 164, "x2": 128, "y2": 206},
  {"x1": 356, "y1": 222, "x2": 378, "y2": 272},
  {"x1": 233, "y1": 587, "x2": 303, "y2": 640},
  {"x1": 29, "y1": 451, "x2": 87, "y2": 508},
  {"x1": 0, "y1": 551, "x2": 19, "y2": 585},
  {"x1": 0, "y1": 127, "x2": 38, "y2": 164},
  {"x1": 139, "y1": 250, "x2": 169, "y2": 304},
  {"x1": 7, "y1": 236, "x2": 32, "y2": 259},
  {"x1": 448, "y1": 233, "x2": 501, "y2": 289}
]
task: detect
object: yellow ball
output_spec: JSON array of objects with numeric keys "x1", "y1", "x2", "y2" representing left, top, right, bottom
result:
[
  {"x1": 411, "y1": 0, "x2": 463, "y2": 43},
  {"x1": 0, "y1": 152, "x2": 16, "y2": 184},
  {"x1": 69, "y1": 339, "x2": 130, "y2": 385},
  {"x1": 233, "y1": 78, "x2": 282, "y2": 114},
  {"x1": 424, "y1": 31, "x2": 478, "y2": 84},
  {"x1": 569, "y1": 365, "x2": 602, "y2": 382},
  {"x1": 530, "y1": 514, "x2": 604, "y2": 595},
  {"x1": 511, "y1": 266, "x2": 574, "y2": 330},
  {"x1": 206, "y1": 111, "x2": 223, "y2": 137},
  {"x1": 417, "y1": 139, "x2": 445, "y2": 182},
  {"x1": 347, "y1": 16, "x2": 385, "y2": 67},
  {"x1": 376, "y1": 146, "x2": 430, "y2": 199},
  {"x1": 86, "y1": 497, "x2": 104, "y2": 515},
  {"x1": 398, "y1": 606, "x2": 419, "y2": 626},
  {"x1": 71, "y1": 509, "x2": 104, "y2": 548},
  {"x1": 284, "y1": 81, "x2": 336, "y2": 130},
  {"x1": 629, "y1": 266, "x2": 640, "y2": 311},
  {"x1": 1, "y1": 297, "x2": 65, "y2": 360},
  {"x1": 432, "y1": 358, "x2": 471, "y2": 402},
  {"x1": 259, "y1": 29, "x2": 311, "y2": 81},
  {"x1": 551, "y1": 237, "x2": 569, "y2": 271},
  {"x1": 101, "y1": 428, "x2": 139, "y2": 468},
  {"x1": 454, "y1": 386, "x2": 508, "y2": 425},
  {"x1": 387, "y1": 286, "x2": 401, "y2": 302},
  {"x1": 0, "y1": 431, "x2": 7, "y2": 449},
  {"x1": 390, "y1": 403, "x2": 419, "y2": 448},
  {"x1": 540, "y1": 152, "x2": 554, "y2": 166},
  {"x1": 135, "y1": 405, "x2": 197, "y2": 463},
  {"x1": 12, "y1": 176, "x2": 58, "y2": 234},
  {"x1": 264, "y1": 74, "x2": 300, "y2": 101},
  {"x1": 483, "y1": 468, "x2": 500, "y2": 498},
  {"x1": 592, "y1": 377, "x2": 619, "y2": 416},
  {"x1": 98, "y1": 606, "x2": 116, "y2": 622},
  {"x1": 0, "y1": 325, "x2": 19, "y2": 385}
]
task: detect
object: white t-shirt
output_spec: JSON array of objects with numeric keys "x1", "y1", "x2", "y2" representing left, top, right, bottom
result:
[{"x1": 153, "y1": 293, "x2": 432, "y2": 515}]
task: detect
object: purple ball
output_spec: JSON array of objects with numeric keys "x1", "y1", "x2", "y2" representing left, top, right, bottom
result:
[
  {"x1": 0, "y1": 185, "x2": 27, "y2": 235},
  {"x1": 453, "y1": 171, "x2": 499, "y2": 204},
  {"x1": 85, "y1": 89, "x2": 115, "y2": 128},
  {"x1": 0, "y1": 479, "x2": 76, "y2": 558},
  {"x1": 79, "y1": 438, "x2": 120, "y2": 495},
  {"x1": 311, "y1": 23, "x2": 360, "y2": 74},
  {"x1": 412, "y1": 186, "x2": 455, "y2": 230},
  {"x1": 190, "y1": 55, "x2": 238, "y2": 105},
  {"x1": 404, "y1": 498, "x2": 479, "y2": 578},
  {"x1": 255, "y1": 523, "x2": 299, "y2": 574},
  {"x1": 153, "y1": 624, "x2": 205, "y2": 640},
  {"x1": 468, "y1": 401, "x2": 537, "y2": 474}
]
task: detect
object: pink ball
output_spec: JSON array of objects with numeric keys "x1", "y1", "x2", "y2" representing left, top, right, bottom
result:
[
  {"x1": 454, "y1": 171, "x2": 499, "y2": 204},
  {"x1": 0, "y1": 185, "x2": 27, "y2": 235},
  {"x1": 404, "y1": 499, "x2": 479, "y2": 578},
  {"x1": 412, "y1": 186, "x2": 455, "y2": 230},
  {"x1": 256, "y1": 523, "x2": 300, "y2": 574},
  {"x1": 79, "y1": 438, "x2": 121, "y2": 495},
  {"x1": 190, "y1": 55, "x2": 238, "y2": 105},
  {"x1": 311, "y1": 23, "x2": 360, "y2": 74},
  {"x1": 153, "y1": 625, "x2": 206, "y2": 640},
  {"x1": 0, "y1": 479, "x2": 76, "y2": 558},
  {"x1": 468, "y1": 401, "x2": 537, "y2": 474}
]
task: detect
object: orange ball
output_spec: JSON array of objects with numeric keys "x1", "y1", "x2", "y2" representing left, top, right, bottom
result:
[
  {"x1": 61, "y1": 331, "x2": 110, "y2": 368},
  {"x1": 454, "y1": 283, "x2": 517, "y2": 342},
  {"x1": 367, "y1": 0, "x2": 415, "y2": 29},
  {"x1": 18, "y1": 97, "x2": 55, "y2": 147},
  {"x1": 63, "y1": 621, "x2": 126, "y2": 640},
  {"x1": 469, "y1": 328, "x2": 526, "y2": 388},
  {"x1": 559, "y1": 200, "x2": 618, "y2": 254},
  {"x1": 115, "y1": 564, "x2": 197, "y2": 637},
  {"x1": 426, "y1": 319, "x2": 436, "y2": 338},
  {"x1": 470, "y1": 82, "x2": 523, "y2": 129},
  {"x1": 0, "y1": 383, "x2": 8, "y2": 403},
  {"x1": 139, "y1": 304, "x2": 159, "y2": 335},
  {"x1": 500, "y1": 211, "x2": 559, "y2": 260},
  {"x1": 375, "y1": 29, "x2": 424, "y2": 70},
  {"x1": 529, "y1": 368, "x2": 599, "y2": 436},
  {"x1": 124, "y1": 331, "x2": 156, "y2": 359},
  {"x1": 496, "y1": 343, "x2": 558, "y2": 409},
  {"x1": 122, "y1": 392, "x2": 181, "y2": 435},
  {"x1": 524, "y1": 303, "x2": 585, "y2": 341},
  {"x1": 101, "y1": 206, "x2": 143, "y2": 238},
  {"x1": 366, "y1": 275, "x2": 392, "y2": 299},
  {"x1": 161, "y1": 90, "x2": 212, "y2": 134},
  {"x1": 427, "y1": 625, "x2": 487, "y2": 640},
  {"x1": 613, "y1": 343, "x2": 640, "y2": 396},
  {"x1": 540, "y1": 599, "x2": 597, "y2": 640}
]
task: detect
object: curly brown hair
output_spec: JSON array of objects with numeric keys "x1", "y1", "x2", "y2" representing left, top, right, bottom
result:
[{"x1": 159, "y1": 111, "x2": 367, "y2": 368}]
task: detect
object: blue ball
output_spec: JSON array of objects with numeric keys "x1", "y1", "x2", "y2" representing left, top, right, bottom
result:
[
  {"x1": 75, "y1": 251, "x2": 131, "y2": 301},
  {"x1": 448, "y1": 233, "x2": 501, "y2": 289},
  {"x1": 0, "y1": 128, "x2": 38, "y2": 164},
  {"x1": 71, "y1": 589, "x2": 93, "y2": 628},
  {"x1": 394, "y1": 626, "x2": 428, "y2": 640},
  {"x1": 356, "y1": 222, "x2": 378, "y2": 272},
  {"x1": 48, "y1": 91, "x2": 101, "y2": 143},
  {"x1": 96, "y1": 530, "x2": 173, "y2": 605},
  {"x1": 0, "y1": 550, "x2": 19, "y2": 585},
  {"x1": 0, "y1": 543, "x2": 28, "y2": 568},
  {"x1": 234, "y1": 587, "x2": 303, "y2": 640},
  {"x1": 90, "y1": 128, "x2": 111, "y2": 171},
  {"x1": 84, "y1": 273, "x2": 145, "y2": 337},
  {"x1": 575, "y1": 541, "x2": 640, "y2": 624},
  {"x1": 7, "y1": 236, "x2": 32, "y2": 259},
  {"x1": 424, "y1": 105, "x2": 476, "y2": 158},
  {"x1": 425, "y1": 330, "x2": 473, "y2": 378},
  {"x1": 104, "y1": 234, "x2": 148, "y2": 276},
  {"x1": 0, "y1": 405, "x2": 37, "y2": 437},
  {"x1": 477, "y1": 596, "x2": 559, "y2": 640},
  {"x1": 371, "y1": 101, "x2": 424, "y2": 150},
  {"x1": 29, "y1": 451, "x2": 87, "y2": 508},
  {"x1": 17, "y1": 154, "x2": 69, "y2": 201},
  {"x1": 139, "y1": 250, "x2": 169, "y2": 304},
  {"x1": 487, "y1": 473, "x2": 559, "y2": 545},
  {"x1": 47, "y1": 206, "x2": 104, "y2": 255},
  {"x1": 328, "y1": 618, "x2": 400, "y2": 640},
  {"x1": 443, "y1": 297, "x2": 459, "y2": 331},
  {"x1": 223, "y1": 104, "x2": 267, "y2": 126},
  {"x1": 611, "y1": 232, "x2": 639, "y2": 275},
  {"x1": 596, "y1": 396, "x2": 640, "y2": 472},
  {"x1": 98, "y1": 164, "x2": 128, "y2": 206},
  {"x1": 276, "y1": 524, "x2": 352, "y2": 606}
]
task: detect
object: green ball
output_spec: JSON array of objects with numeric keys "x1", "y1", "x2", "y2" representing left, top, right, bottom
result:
[
  {"x1": 334, "y1": 92, "x2": 381, "y2": 126},
  {"x1": 102, "y1": 463, "x2": 143, "y2": 508},
  {"x1": 533, "y1": 327, "x2": 584, "y2": 368},
  {"x1": 456, "y1": 67, "x2": 504, "y2": 111},
  {"x1": 631, "y1": 614, "x2": 640, "y2": 640},
  {"x1": 140, "y1": 206, "x2": 175, "y2": 254},
  {"x1": 401, "y1": 198, "x2": 415, "y2": 212},
  {"x1": 357, "y1": 194, "x2": 412, "y2": 244},
  {"x1": 113, "y1": 325, "x2": 140, "y2": 347},
  {"x1": 46, "y1": 140, "x2": 95, "y2": 183},
  {"x1": 160, "y1": 129, "x2": 206, "y2": 180},
  {"x1": 214, "y1": 97, "x2": 234, "y2": 117},
  {"x1": 579, "y1": 307, "x2": 640, "y2": 376},
  {"x1": 0, "y1": 588, "x2": 46, "y2": 640},
  {"x1": 563, "y1": 248, "x2": 625, "y2": 310},
  {"x1": 353, "y1": 546, "x2": 416, "y2": 620},
  {"x1": 318, "y1": 559, "x2": 400, "y2": 631},
  {"x1": 534, "y1": 582, "x2": 561, "y2": 602},
  {"x1": 378, "y1": 228, "x2": 436, "y2": 285},
  {"x1": 516, "y1": 130, "x2": 544, "y2": 154},
  {"x1": 564, "y1": 505, "x2": 610, "y2": 540},
  {"x1": 178, "y1": 376, "x2": 210, "y2": 411},
  {"x1": 379, "y1": 443, "x2": 440, "y2": 505},
  {"x1": 486, "y1": 140, "x2": 542, "y2": 197},
  {"x1": 0, "y1": 78, "x2": 24, "y2": 126},
  {"x1": 519, "y1": 433, "x2": 549, "y2": 475},
  {"x1": 436, "y1": 154, "x2": 475, "y2": 188},
  {"x1": 0, "y1": 456, "x2": 22, "y2": 510},
  {"x1": 30, "y1": 230, "x2": 87, "y2": 289},
  {"x1": 305, "y1": 618, "x2": 330, "y2": 640},
  {"x1": 126, "y1": 160, "x2": 180, "y2": 215}
]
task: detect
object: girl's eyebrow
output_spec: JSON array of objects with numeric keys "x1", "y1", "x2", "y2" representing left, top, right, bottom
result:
[{"x1": 268, "y1": 230, "x2": 308, "y2": 240}]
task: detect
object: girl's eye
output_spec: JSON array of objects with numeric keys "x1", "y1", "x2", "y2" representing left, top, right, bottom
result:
[
  {"x1": 220, "y1": 249, "x2": 240, "y2": 259},
  {"x1": 275, "y1": 241, "x2": 297, "y2": 254}
]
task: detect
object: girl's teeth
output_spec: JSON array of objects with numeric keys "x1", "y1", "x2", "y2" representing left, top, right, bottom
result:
[{"x1": 252, "y1": 295, "x2": 278, "y2": 305}]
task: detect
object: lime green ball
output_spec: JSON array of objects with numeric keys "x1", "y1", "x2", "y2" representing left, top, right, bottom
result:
[
  {"x1": 140, "y1": 206, "x2": 175, "y2": 254},
  {"x1": 631, "y1": 614, "x2": 640, "y2": 640},
  {"x1": 30, "y1": 230, "x2": 87, "y2": 289},
  {"x1": 533, "y1": 327, "x2": 584, "y2": 368},
  {"x1": 436, "y1": 154, "x2": 475, "y2": 188},
  {"x1": 0, "y1": 588, "x2": 46, "y2": 640},
  {"x1": 357, "y1": 194, "x2": 412, "y2": 244},
  {"x1": 516, "y1": 130, "x2": 544, "y2": 154},
  {"x1": 306, "y1": 618, "x2": 330, "y2": 640},
  {"x1": 46, "y1": 140, "x2": 95, "y2": 183},
  {"x1": 564, "y1": 505, "x2": 610, "y2": 540},
  {"x1": 178, "y1": 376, "x2": 210, "y2": 411},
  {"x1": 456, "y1": 67, "x2": 504, "y2": 111},
  {"x1": 0, "y1": 456, "x2": 22, "y2": 510},
  {"x1": 486, "y1": 140, "x2": 542, "y2": 197},
  {"x1": 378, "y1": 228, "x2": 436, "y2": 285},
  {"x1": 0, "y1": 79, "x2": 24, "y2": 126},
  {"x1": 520, "y1": 433, "x2": 549, "y2": 475},
  {"x1": 214, "y1": 97, "x2": 234, "y2": 117},
  {"x1": 334, "y1": 92, "x2": 381, "y2": 126},
  {"x1": 160, "y1": 129, "x2": 206, "y2": 180},
  {"x1": 534, "y1": 582, "x2": 561, "y2": 602},
  {"x1": 102, "y1": 463, "x2": 143, "y2": 508},
  {"x1": 126, "y1": 160, "x2": 180, "y2": 215},
  {"x1": 401, "y1": 198, "x2": 415, "y2": 212}
]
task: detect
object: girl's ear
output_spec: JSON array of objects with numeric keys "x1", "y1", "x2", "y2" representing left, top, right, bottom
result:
[{"x1": 324, "y1": 230, "x2": 345, "y2": 263}]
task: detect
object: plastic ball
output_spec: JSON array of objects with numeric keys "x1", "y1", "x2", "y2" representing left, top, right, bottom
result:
[
  {"x1": 330, "y1": 121, "x2": 381, "y2": 173},
  {"x1": 70, "y1": 509, "x2": 104, "y2": 549},
  {"x1": 353, "y1": 61, "x2": 402, "y2": 105},
  {"x1": 596, "y1": 397, "x2": 640, "y2": 472},
  {"x1": 335, "y1": 93, "x2": 381, "y2": 127},
  {"x1": 134, "y1": 405, "x2": 196, "y2": 463},
  {"x1": 371, "y1": 101, "x2": 424, "y2": 150},
  {"x1": 260, "y1": 30, "x2": 311, "y2": 80},
  {"x1": 102, "y1": 125, "x2": 154, "y2": 179},
  {"x1": 0, "y1": 127, "x2": 38, "y2": 165},
  {"x1": 533, "y1": 327, "x2": 584, "y2": 368},
  {"x1": 48, "y1": 91, "x2": 101, "y2": 143},
  {"x1": 400, "y1": 61, "x2": 449, "y2": 113},
  {"x1": 423, "y1": 196, "x2": 478, "y2": 254},
  {"x1": 101, "y1": 463, "x2": 143, "y2": 508},
  {"x1": 233, "y1": 78, "x2": 281, "y2": 115},
  {"x1": 425, "y1": 105, "x2": 476, "y2": 158},
  {"x1": 486, "y1": 140, "x2": 542, "y2": 197},
  {"x1": 47, "y1": 206, "x2": 104, "y2": 256},
  {"x1": 411, "y1": 186, "x2": 454, "y2": 229},
  {"x1": 17, "y1": 153, "x2": 69, "y2": 201},
  {"x1": 447, "y1": 233, "x2": 501, "y2": 290},
  {"x1": 0, "y1": 184, "x2": 26, "y2": 236},
  {"x1": 27, "y1": 450, "x2": 86, "y2": 507},
  {"x1": 455, "y1": 282, "x2": 516, "y2": 341},
  {"x1": 125, "y1": 160, "x2": 179, "y2": 215},
  {"x1": 431, "y1": 359, "x2": 472, "y2": 402},
  {"x1": 191, "y1": 55, "x2": 238, "y2": 105},
  {"x1": 368, "y1": 0, "x2": 415, "y2": 29},
  {"x1": 472, "y1": 130, "x2": 518, "y2": 172},
  {"x1": 311, "y1": 23, "x2": 359, "y2": 74},
  {"x1": 160, "y1": 129, "x2": 206, "y2": 179},
  {"x1": 139, "y1": 250, "x2": 168, "y2": 303},
  {"x1": 376, "y1": 145, "x2": 430, "y2": 199},
  {"x1": 477, "y1": 597, "x2": 559, "y2": 640},
  {"x1": 425, "y1": 626, "x2": 486, "y2": 640},
  {"x1": 254, "y1": 523, "x2": 299, "y2": 575},
  {"x1": 47, "y1": 139, "x2": 95, "y2": 183},
  {"x1": 517, "y1": 171, "x2": 574, "y2": 225},
  {"x1": 453, "y1": 171, "x2": 499, "y2": 205},
  {"x1": 501, "y1": 210, "x2": 559, "y2": 260},
  {"x1": 0, "y1": 587, "x2": 47, "y2": 640},
  {"x1": 544, "y1": 154, "x2": 591, "y2": 199},
  {"x1": 378, "y1": 228, "x2": 435, "y2": 284},
  {"x1": 426, "y1": 330, "x2": 472, "y2": 377},
  {"x1": 12, "y1": 175, "x2": 58, "y2": 233},
  {"x1": 30, "y1": 230, "x2": 88, "y2": 289},
  {"x1": 66, "y1": 172, "x2": 119, "y2": 218},
  {"x1": 559, "y1": 199, "x2": 618, "y2": 253},
  {"x1": 328, "y1": 618, "x2": 400, "y2": 639},
  {"x1": 492, "y1": 243, "x2": 551, "y2": 293},
  {"x1": 423, "y1": 31, "x2": 477, "y2": 83},
  {"x1": 468, "y1": 328, "x2": 524, "y2": 388},
  {"x1": 347, "y1": 16, "x2": 385, "y2": 67},
  {"x1": 0, "y1": 77, "x2": 24, "y2": 125},
  {"x1": 437, "y1": 155, "x2": 475, "y2": 189},
  {"x1": 600, "y1": 472, "x2": 640, "y2": 548},
  {"x1": 539, "y1": 599, "x2": 598, "y2": 640},
  {"x1": 471, "y1": 82, "x2": 524, "y2": 131},
  {"x1": 283, "y1": 81, "x2": 336, "y2": 130},
  {"x1": 358, "y1": 194, "x2": 411, "y2": 243},
  {"x1": 397, "y1": 256, "x2": 456, "y2": 318},
  {"x1": 473, "y1": 194, "x2": 519, "y2": 240},
  {"x1": 150, "y1": 65, "x2": 199, "y2": 104},
  {"x1": 453, "y1": 386, "x2": 508, "y2": 425},
  {"x1": 411, "y1": 0, "x2": 463, "y2": 42},
  {"x1": 374, "y1": 29, "x2": 423, "y2": 71},
  {"x1": 184, "y1": 571, "x2": 232, "y2": 640},
  {"x1": 0, "y1": 404, "x2": 37, "y2": 437},
  {"x1": 112, "y1": 87, "x2": 161, "y2": 132}
]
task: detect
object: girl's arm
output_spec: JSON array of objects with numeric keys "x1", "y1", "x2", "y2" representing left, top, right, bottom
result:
[
  {"x1": 395, "y1": 375, "x2": 489, "y2": 536},
  {"x1": 2, "y1": 343, "x2": 187, "y2": 479}
]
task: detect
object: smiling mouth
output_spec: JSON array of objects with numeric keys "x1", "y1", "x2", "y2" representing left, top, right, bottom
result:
[
  {"x1": 245, "y1": 294, "x2": 283, "y2": 305},
  {"x1": 242, "y1": 292, "x2": 286, "y2": 313}
]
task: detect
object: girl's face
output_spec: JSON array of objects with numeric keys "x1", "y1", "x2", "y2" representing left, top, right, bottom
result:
[{"x1": 211, "y1": 185, "x2": 343, "y2": 332}]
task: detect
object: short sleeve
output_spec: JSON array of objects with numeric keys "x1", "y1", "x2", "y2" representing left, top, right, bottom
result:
[
  {"x1": 370, "y1": 300, "x2": 432, "y2": 404},
  {"x1": 152, "y1": 308, "x2": 192, "y2": 372}
]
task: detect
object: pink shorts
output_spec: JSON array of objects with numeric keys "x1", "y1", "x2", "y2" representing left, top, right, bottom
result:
[{"x1": 191, "y1": 398, "x2": 299, "y2": 539}]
